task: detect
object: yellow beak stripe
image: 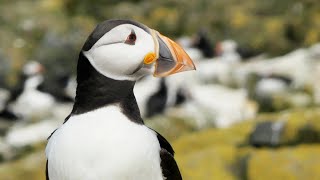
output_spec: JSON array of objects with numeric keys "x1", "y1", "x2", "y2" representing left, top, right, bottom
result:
[
  {"x1": 143, "y1": 29, "x2": 160, "y2": 65},
  {"x1": 143, "y1": 52, "x2": 157, "y2": 64}
]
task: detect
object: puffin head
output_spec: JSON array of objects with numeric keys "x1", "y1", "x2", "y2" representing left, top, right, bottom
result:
[
  {"x1": 23, "y1": 61, "x2": 45, "y2": 77},
  {"x1": 82, "y1": 19, "x2": 195, "y2": 81}
]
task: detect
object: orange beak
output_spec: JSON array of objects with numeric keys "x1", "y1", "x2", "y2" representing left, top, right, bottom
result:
[
  {"x1": 37, "y1": 64, "x2": 45, "y2": 74},
  {"x1": 144, "y1": 30, "x2": 196, "y2": 77}
]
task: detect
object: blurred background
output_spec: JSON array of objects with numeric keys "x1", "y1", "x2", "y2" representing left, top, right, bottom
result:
[{"x1": 0, "y1": 0, "x2": 320, "y2": 179}]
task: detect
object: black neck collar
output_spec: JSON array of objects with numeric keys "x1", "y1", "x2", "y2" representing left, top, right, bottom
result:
[{"x1": 70, "y1": 52, "x2": 143, "y2": 124}]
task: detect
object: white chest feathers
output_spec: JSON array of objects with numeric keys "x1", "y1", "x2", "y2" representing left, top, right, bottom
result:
[{"x1": 46, "y1": 105, "x2": 163, "y2": 180}]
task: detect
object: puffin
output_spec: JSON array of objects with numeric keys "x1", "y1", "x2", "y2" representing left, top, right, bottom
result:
[
  {"x1": 134, "y1": 77, "x2": 187, "y2": 119},
  {"x1": 215, "y1": 40, "x2": 261, "y2": 61},
  {"x1": 0, "y1": 85, "x2": 19, "y2": 120},
  {"x1": 134, "y1": 76, "x2": 167, "y2": 118},
  {"x1": 45, "y1": 19, "x2": 195, "y2": 180},
  {"x1": 192, "y1": 29, "x2": 215, "y2": 58},
  {"x1": 8, "y1": 61, "x2": 55, "y2": 119},
  {"x1": 38, "y1": 73, "x2": 75, "y2": 103}
]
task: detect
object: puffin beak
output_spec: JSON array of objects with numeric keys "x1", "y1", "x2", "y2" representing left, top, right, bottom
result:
[
  {"x1": 37, "y1": 64, "x2": 45, "y2": 74},
  {"x1": 144, "y1": 30, "x2": 196, "y2": 77}
]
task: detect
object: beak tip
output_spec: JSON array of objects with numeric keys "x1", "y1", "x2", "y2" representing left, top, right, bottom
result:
[{"x1": 185, "y1": 65, "x2": 197, "y2": 72}]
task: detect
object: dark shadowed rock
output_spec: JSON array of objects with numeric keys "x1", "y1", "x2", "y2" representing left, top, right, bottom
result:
[{"x1": 249, "y1": 121, "x2": 286, "y2": 147}]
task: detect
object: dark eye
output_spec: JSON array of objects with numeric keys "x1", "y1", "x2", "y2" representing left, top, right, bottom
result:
[{"x1": 125, "y1": 32, "x2": 136, "y2": 45}]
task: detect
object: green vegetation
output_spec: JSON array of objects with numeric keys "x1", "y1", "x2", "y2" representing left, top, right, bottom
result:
[
  {"x1": 247, "y1": 145, "x2": 320, "y2": 180},
  {"x1": 171, "y1": 108, "x2": 320, "y2": 179},
  {"x1": 0, "y1": 148, "x2": 46, "y2": 180}
]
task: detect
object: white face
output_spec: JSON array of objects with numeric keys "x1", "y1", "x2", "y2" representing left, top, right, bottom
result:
[
  {"x1": 23, "y1": 61, "x2": 43, "y2": 76},
  {"x1": 221, "y1": 40, "x2": 237, "y2": 54},
  {"x1": 83, "y1": 24, "x2": 155, "y2": 81}
]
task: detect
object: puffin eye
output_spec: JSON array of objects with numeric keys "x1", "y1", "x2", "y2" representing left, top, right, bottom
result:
[{"x1": 125, "y1": 31, "x2": 136, "y2": 45}]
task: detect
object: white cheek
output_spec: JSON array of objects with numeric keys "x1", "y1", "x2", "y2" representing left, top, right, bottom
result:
[
  {"x1": 84, "y1": 44, "x2": 143, "y2": 81},
  {"x1": 93, "y1": 45, "x2": 130, "y2": 74}
]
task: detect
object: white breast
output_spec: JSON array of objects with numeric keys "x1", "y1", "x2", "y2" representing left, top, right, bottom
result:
[{"x1": 46, "y1": 105, "x2": 163, "y2": 180}]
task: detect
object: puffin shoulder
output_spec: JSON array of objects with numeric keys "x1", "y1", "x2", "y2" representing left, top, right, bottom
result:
[
  {"x1": 155, "y1": 131, "x2": 174, "y2": 155},
  {"x1": 151, "y1": 129, "x2": 182, "y2": 180},
  {"x1": 159, "y1": 149, "x2": 182, "y2": 180},
  {"x1": 46, "y1": 160, "x2": 49, "y2": 180}
]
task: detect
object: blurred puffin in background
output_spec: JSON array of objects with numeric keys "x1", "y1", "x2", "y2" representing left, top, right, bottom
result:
[
  {"x1": 192, "y1": 29, "x2": 215, "y2": 58},
  {"x1": 38, "y1": 72, "x2": 76, "y2": 103},
  {"x1": 8, "y1": 61, "x2": 55, "y2": 120},
  {"x1": 134, "y1": 76, "x2": 189, "y2": 119},
  {"x1": 0, "y1": 84, "x2": 18, "y2": 120},
  {"x1": 46, "y1": 19, "x2": 195, "y2": 180},
  {"x1": 215, "y1": 40, "x2": 261, "y2": 62}
]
